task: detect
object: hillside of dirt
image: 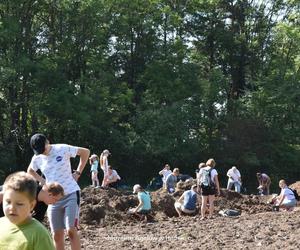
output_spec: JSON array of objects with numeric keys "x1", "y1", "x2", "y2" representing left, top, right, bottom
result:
[{"x1": 70, "y1": 180, "x2": 300, "y2": 249}]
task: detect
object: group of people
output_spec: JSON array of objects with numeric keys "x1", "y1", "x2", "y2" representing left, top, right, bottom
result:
[
  {"x1": 158, "y1": 160, "x2": 298, "y2": 219},
  {"x1": 89, "y1": 151, "x2": 121, "y2": 188},
  {"x1": 0, "y1": 132, "x2": 298, "y2": 249},
  {"x1": 0, "y1": 133, "x2": 91, "y2": 250}
]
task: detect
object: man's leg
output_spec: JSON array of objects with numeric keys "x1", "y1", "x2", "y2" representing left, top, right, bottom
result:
[
  {"x1": 67, "y1": 227, "x2": 80, "y2": 250},
  {"x1": 48, "y1": 198, "x2": 66, "y2": 250},
  {"x1": 235, "y1": 182, "x2": 241, "y2": 193},
  {"x1": 53, "y1": 229, "x2": 65, "y2": 250},
  {"x1": 227, "y1": 180, "x2": 233, "y2": 190},
  {"x1": 65, "y1": 191, "x2": 81, "y2": 250}
]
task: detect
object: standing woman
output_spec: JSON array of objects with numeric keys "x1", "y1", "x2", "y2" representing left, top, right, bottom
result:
[
  {"x1": 199, "y1": 158, "x2": 220, "y2": 220},
  {"x1": 100, "y1": 149, "x2": 111, "y2": 187},
  {"x1": 89, "y1": 154, "x2": 100, "y2": 187}
]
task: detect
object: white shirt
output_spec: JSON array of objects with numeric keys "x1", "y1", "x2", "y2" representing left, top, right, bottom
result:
[
  {"x1": 107, "y1": 170, "x2": 121, "y2": 181},
  {"x1": 227, "y1": 168, "x2": 241, "y2": 182},
  {"x1": 199, "y1": 166, "x2": 218, "y2": 184},
  {"x1": 160, "y1": 169, "x2": 172, "y2": 182},
  {"x1": 30, "y1": 144, "x2": 79, "y2": 195},
  {"x1": 281, "y1": 187, "x2": 296, "y2": 202}
]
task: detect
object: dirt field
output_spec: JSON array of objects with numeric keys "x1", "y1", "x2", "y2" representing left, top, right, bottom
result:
[{"x1": 64, "y1": 181, "x2": 300, "y2": 249}]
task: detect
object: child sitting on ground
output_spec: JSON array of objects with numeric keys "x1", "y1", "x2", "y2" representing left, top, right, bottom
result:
[{"x1": 0, "y1": 171, "x2": 55, "y2": 250}]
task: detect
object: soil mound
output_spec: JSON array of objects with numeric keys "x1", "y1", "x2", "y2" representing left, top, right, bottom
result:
[
  {"x1": 289, "y1": 181, "x2": 300, "y2": 194},
  {"x1": 79, "y1": 182, "x2": 277, "y2": 226}
]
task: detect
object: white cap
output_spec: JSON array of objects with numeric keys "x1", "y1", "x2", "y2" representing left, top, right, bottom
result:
[
  {"x1": 133, "y1": 184, "x2": 141, "y2": 194},
  {"x1": 89, "y1": 154, "x2": 98, "y2": 160},
  {"x1": 103, "y1": 149, "x2": 111, "y2": 155}
]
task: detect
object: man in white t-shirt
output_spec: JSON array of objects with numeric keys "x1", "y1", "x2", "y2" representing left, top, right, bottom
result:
[
  {"x1": 226, "y1": 166, "x2": 242, "y2": 193},
  {"x1": 27, "y1": 133, "x2": 90, "y2": 250},
  {"x1": 159, "y1": 164, "x2": 172, "y2": 189}
]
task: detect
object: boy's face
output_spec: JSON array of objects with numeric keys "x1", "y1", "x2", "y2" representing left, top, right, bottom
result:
[{"x1": 3, "y1": 189, "x2": 36, "y2": 225}]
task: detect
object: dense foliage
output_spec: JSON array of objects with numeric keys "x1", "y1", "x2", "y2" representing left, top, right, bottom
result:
[{"x1": 1, "y1": 0, "x2": 299, "y2": 192}]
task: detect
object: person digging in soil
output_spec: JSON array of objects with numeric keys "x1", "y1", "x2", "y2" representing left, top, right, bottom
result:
[
  {"x1": 129, "y1": 184, "x2": 151, "y2": 222},
  {"x1": 273, "y1": 179, "x2": 297, "y2": 211},
  {"x1": 174, "y1": 184, "x2": 200, "y2": 217}
]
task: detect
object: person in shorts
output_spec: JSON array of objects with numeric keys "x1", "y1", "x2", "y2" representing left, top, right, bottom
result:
[
  {"x1": 174, "y1": 184, "x2": 200, "y2": 217},
  {"x1": 27, "y1": 133, "x2": 90, "y2": 250},
  {"x1": 89, "y1": 154, "x2": 100, "y2": 187},
  {"x1": 199, "y1": 158, "x2": 220, "y2": 220}
]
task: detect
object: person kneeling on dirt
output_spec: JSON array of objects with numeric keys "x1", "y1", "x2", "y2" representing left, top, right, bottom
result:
[
  {"x1": 103, "y1": 165, "x2": 121, "y2": 188},
  {"x1": 129, "y1": 184, "x2": 151, "y2": 221},
  {"x1": 166, "y1": 168, "x2": 180, "y2": 193},
  {"x1": 273, "y1": 180, "x2": 297, "y2": 211},
  {"x1": 174, "y1": 184, "x2": 200, "y2": 217}
]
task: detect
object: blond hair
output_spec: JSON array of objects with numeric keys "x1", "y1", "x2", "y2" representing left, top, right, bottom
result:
[
  {"x1": 206, "y1": 158, "x2": 216, "y2": 168},
  {"x1": 3, "y1": 171, "x2": 37, "y2": 201}
]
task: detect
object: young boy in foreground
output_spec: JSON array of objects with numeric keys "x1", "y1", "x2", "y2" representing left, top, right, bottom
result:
[{"x1": 0, "y1": 171, "x2": 55, "y2": 250}]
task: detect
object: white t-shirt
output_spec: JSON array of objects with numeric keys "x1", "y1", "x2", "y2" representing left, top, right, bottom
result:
[
  {"x1": 281, "y1": 187, "x2": 296, "y2": 202},
  {"x1": 30, "y1": 144, "x2": 79, "y2": 195},
  {"x1": 107, "y1": 170, "x2": 121, "y2": 181},
  {"x1": 199, "y1": 166, "x2": 218, "y2": 184},
  {"x1": 227, "y1": 168, "x2": 241, "y2": 182},
  {"x1": 161, "y1": 169, "x2": 172, "y2": 182}
]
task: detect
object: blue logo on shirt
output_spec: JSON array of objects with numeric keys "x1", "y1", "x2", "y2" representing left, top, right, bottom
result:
[{"x1": 56, "y1": 156, "x2": 63, "y2": 162}]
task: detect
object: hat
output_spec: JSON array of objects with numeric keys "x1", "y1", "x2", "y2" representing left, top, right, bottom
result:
[
  {"x1": 89, "y1": 154, "x2": 98, "y2": 160},
  {"x1": 103, "y1": 149, "x2": 111, "y2": 155},
  {"x1": 133, "y1": 184, "x2": 141, "y2": 194},
  {"x1": 30, "y1": 133, "x2": 47, "y2": 155}
]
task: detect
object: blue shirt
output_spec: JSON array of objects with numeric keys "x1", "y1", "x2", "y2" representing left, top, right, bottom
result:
[
  {"x1": 138, "y1": 191, "x2": 151, "y2": 211},
  {"x1": 183, "y1": 190, "x2": 197, "y2": 210}
]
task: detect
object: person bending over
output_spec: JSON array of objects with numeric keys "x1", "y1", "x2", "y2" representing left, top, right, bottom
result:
[{"x1": 175, "y1": 184, "x2": 200, "y2": 217}]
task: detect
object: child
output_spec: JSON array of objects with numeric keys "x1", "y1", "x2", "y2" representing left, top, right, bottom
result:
[
  {"x1": 0, "y1": 171, "x2": 55, "y2": 250},
  {"x1": 100, "y1": 149, "x2": 111, "y2": 187},
  {"x1": 89, "y1": 154, "x2": 100, "y2": 187},
  {"x1": 1, "y1": 182, "x2": 64, "y2": 222}
]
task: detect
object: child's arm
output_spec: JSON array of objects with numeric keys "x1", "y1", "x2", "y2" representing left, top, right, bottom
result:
[{"x1": 27, "y1": 165, "x2": 46, "y2": 185}]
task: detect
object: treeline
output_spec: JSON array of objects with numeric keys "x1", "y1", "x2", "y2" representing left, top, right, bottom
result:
[{"x1": 0, "y1": 0, "x2": 299, "y2": 192}]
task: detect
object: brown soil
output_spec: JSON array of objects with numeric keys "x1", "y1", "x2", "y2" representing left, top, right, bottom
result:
[{"x1": 62, "y1": 181, "x2": 300, "y2": 249}]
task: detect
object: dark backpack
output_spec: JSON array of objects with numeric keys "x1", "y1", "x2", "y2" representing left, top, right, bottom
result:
[{"x1": 289, "y1": 188, "x2": 300, "y2": 201}]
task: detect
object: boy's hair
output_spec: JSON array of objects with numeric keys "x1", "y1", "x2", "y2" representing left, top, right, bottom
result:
[
  {"x1": 45, "y1": 182, "x2": 64, "y2": 196},
  {"x1": 3, "y1": 171, "x2": 37, "y2": 201}
]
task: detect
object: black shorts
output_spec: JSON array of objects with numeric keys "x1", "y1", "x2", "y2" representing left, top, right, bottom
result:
[
  {"x1": 138, "y1": 209, "x2": 151, "y2": 215},
  {"x1": 201, "y1": 184, "x2": 216, "y2": 196}
]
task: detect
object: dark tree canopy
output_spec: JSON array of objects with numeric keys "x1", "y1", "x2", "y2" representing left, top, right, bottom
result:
[{"x1": 1, "y1": 0, "x2": 299, "y2": 192}]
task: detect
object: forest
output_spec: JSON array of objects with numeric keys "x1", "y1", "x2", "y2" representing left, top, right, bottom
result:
[{"x1": 0, "y1": 0, "x2": 299, "y2": 192}]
